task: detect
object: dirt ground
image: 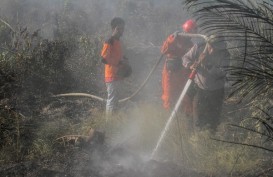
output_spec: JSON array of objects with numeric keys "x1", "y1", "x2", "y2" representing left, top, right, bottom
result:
[{"x1": 0, "y1": 143, "x2": 205, "y2": 177}]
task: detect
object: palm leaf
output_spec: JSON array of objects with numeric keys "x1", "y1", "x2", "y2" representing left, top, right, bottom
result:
[
  {"x1": 184, "y1": 1, "x2": 273, "y2": 150},
  {"x1": 185, "y1": 0, "x2": 273, "y2": 100}
]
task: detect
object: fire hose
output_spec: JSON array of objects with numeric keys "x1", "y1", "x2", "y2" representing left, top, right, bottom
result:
[
  {"x1": 151, "y1": 33, "x2": 209, "y2": 159},
  {"x1": 53, "y1": 54, "x2": 164, "y2": 103},
  {"x1": 53, "y1": 33, "x2": 209, "y2": 103}
]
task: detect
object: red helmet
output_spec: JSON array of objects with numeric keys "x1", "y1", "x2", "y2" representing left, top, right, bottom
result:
[{"x1": 182, "y1": 19, "x2": 197, "y2": 33}]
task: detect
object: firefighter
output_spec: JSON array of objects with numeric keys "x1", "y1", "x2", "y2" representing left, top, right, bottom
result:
[
  {"x1": 161, "y1": 19, "x2": 197, "y2": 115},
  {"x1": 182, "y1": 35, "x2": 230, "y2": 132},
  {"x1": 101, "y1": 17, "x2": 131, "y2": 117}
]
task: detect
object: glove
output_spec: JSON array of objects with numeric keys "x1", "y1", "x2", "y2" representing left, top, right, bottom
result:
[
  {"x1": 101, "y1": 58, "x2": 108, "y2": 64},
  {"x1": 118, "y1": 60, "x2": 124, "y2": 65},
  {"x1": 172, "y1": 31, "x2": 180, "y2": 39},
  {"x1": 190, "y1": 61, "x2": 198, "y2": 70},
  {"x1": 123, "y1": 56, "x2": 129, "y2": 61},
  {"x1": 119, "y1": 56, "x2": 129, "y2": 65},
  {"x1": 117, "y1": 62, "x2": 132, "y2": 78}
]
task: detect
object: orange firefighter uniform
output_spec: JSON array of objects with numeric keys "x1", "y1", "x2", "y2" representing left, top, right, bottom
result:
[
  {"x1": 161, "y1": 32, "x2": 193, "y2": 114},
  {"x1": 101, "y1": 37, "x2": 123, "y2": 83}
]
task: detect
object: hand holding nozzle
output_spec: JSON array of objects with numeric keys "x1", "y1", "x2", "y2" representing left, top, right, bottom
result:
[
  {"x1": 177, "y1": 32, "x2": 210, "y2": 70},
  {"x1": 188, "y1": 50, "x2": 208, "y2": 80},
  {"x1": 190, "y1": 61, "x2": 198, "y2": 70},
  {"x1": 190, "y1": 45, "x2": 209, "y2": 70}
]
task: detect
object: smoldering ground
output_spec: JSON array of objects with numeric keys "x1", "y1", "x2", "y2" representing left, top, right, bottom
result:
[
  {"x1": 1, "y1": 0, "x2": 271, "y2": 177},
  {"x1": 45, "y1": 104, "x2": 205, "y2": 177}
]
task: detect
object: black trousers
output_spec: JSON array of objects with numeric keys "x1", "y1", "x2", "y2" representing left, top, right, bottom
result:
[{"x1": 192, "y1": 87, "x2": 224, "y2": 131}]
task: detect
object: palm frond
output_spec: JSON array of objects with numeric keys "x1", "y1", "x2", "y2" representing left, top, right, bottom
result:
[
  {"x1": 185, "y1": 0, "x2": 273, "y2": 100},
  {"x1": 211, "y1": 138, "x2": 273, "y2": 152},
  {"x1": 228, "y1": 123, "x2": 273, "y2": 141}
]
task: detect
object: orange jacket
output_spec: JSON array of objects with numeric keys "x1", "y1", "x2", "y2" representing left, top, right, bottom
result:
[
  {"x1": 161, "y1": 33, "x2": 192, "y2": 58},
  {"x1": 101, "y1": 37, "x2": 123, "y2": 82},
  {"x1": 161, "y1": 32, "x2": 193, "y2": 111}
]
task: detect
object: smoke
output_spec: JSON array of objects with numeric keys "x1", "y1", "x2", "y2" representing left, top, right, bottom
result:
[
  {"x1": 0, "y1": 0, "x2": 192, "y2": 132},
  {"x1": 83, "y1": 102, "x2": 177, "y2": 177},
  {"x1": 0, "y1": 0, "x2": 190, "y2": 91},
  {"x1": 0, "y1": 0, "x2": 191, "y2": 144},
  {"x1": 0, "y1": 0, "x2": 193, "y2": 175},
  {"x1": 0, "y1": 0, "x2": 189, "y2": 41}
]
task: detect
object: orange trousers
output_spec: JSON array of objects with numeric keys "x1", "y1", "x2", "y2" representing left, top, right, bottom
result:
[{"x1": 161, "y1": 62, "x2": 192, "y2": 115}]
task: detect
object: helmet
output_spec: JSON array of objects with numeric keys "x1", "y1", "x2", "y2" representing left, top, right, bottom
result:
[{"x1": 182, "y1": 19, "x2": 197, "y2": 33}]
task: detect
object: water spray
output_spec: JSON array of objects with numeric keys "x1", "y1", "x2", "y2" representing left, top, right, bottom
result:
[
  {"x1": 151, "y1": 32, "x2": 209, "y2": 159},
  {"x1": 52, "y1": 32, "x2": 210, "y2": 159}
]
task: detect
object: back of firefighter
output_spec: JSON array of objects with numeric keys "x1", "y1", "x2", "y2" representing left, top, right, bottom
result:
[{"x1": 161, "y1": 19, "x2": 197, "y2": 115}]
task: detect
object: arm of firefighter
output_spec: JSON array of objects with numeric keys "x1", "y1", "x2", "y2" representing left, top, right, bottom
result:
[
  {"x1": 182, "y1": 44, "x2": 198, "y2": 69},
  {"x1": 160, "y1": 33, "x2": 177, "y2": 54},
  {"x1": 208, "y1": 51, "x2": 230, "y2": 79},
  {"x1": 100, "y1": 42, "x2": 119, "y2": 66}
]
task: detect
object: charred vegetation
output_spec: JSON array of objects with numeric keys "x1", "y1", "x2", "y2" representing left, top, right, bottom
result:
[{"x1": 0, "y1": 0, "x2": 272, "y2": 177}]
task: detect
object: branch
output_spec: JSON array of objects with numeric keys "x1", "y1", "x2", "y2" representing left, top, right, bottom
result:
[
  {"x1": 228, "y1": 124, "x2": 273, "y2": 141},
  {"x1": 211, "y1": 138, "x2": 273, "y2": 152},
  {"x1": 0, "y1": 18, "x2": 15, "y2": 33}
]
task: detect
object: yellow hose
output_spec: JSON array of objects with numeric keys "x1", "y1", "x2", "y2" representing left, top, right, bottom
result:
[{"x1": 53, "y1": 33, "x2": 209, "y2": 102}]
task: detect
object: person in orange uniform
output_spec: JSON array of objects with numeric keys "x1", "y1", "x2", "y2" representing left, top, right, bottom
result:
[
  {"x1": 101, "y1": 17, "x2": 127, "y2": 117},
  {"x1": 161, "y1": 19, "x2": 197, "y2": 115}
]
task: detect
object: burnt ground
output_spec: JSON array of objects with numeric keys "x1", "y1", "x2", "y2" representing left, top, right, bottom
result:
[
  {"x1": 0, "y1": 86, "x2": 269, "y2": 177},
  {"x1": 0, "y1": 98, "x2": 256, "y2": 177},
  {"x1": 0, "y1": 98, "x2": 272, "y2": 177},
  {"x1": 0, "y1": 143, "x2": 204, "y2": 177},
  {"x1": 0, "y1": 98, "x2": 205, "y2": 177}
]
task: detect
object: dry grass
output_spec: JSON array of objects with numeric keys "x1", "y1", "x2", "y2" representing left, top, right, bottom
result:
[
  {"x1": 98, "y1": 102, "x2": 271, "y2": 176},
  {"x1": 1, "y1": 100, "x2": 270, "y2": 176}
]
